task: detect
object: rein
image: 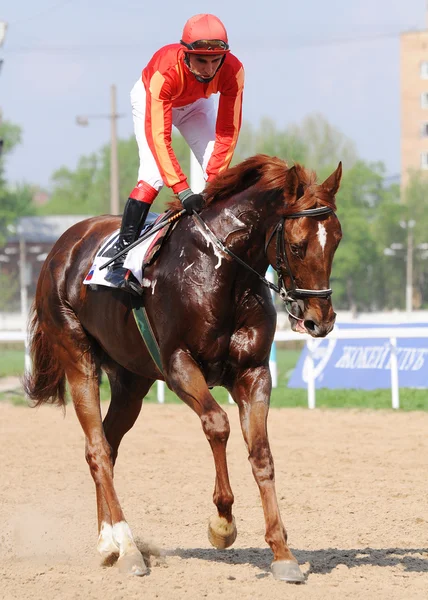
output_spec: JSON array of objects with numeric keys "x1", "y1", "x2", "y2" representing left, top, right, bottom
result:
[
  {"x1": 193, "y1": 205, "x2": 334, "y2": 315},
  {"x1": 192, "y1": 212, "x2": 281, "y2": 294}
]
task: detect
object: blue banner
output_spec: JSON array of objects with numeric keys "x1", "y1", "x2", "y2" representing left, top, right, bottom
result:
[{"x1": 288, "y1": 323, "x2": 428, "y2": 390}]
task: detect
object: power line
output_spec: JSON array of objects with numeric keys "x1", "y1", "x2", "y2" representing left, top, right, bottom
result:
[{"x1": 4, "y1": 29, "x2": 412, "y2": 56}]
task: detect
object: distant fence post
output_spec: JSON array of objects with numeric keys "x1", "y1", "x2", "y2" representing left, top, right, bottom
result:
[
  {"x1": 389, "y1": 337, "x2": 400, "y2": 409},
  {"x1": 157, "y1": 380, "x2": 165, "y2": 404},
  {"x1": 306, "y1": 338, "x2": 316, "y2": 409},
  {"x1": 266, "y1": 267, "x2": 278, "y2": 388}
]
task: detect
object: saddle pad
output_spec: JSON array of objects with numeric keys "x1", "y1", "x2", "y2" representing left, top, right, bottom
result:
[{"x1": 83, "y1": 214, "x2": 165, "y2": 288}]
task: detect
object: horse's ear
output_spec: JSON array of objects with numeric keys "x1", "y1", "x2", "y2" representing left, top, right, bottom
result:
[
  {"x1": 322, "y1": 162, "x2": 342, "y2": 196},
  {"x1": 284, "y1": 165, "x2": 299, "y2": 200}
]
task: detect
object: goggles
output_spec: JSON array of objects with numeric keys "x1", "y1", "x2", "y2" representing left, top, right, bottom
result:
[{"x1": 180, "y1": 39, "x2": 229, "y2": 52}]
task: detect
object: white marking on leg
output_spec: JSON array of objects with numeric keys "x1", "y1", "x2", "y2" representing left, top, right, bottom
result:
[
  {"x1": 113, "y1": 521, "x2": 138, "y2": 557},
  {"x1": 317, "y1": 223, "x2": 327, "y2": 251},
  {"x1": 97, "y1": 521, "x2": 119, "y2": 557}
]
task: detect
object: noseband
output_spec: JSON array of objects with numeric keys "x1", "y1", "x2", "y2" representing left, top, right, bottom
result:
[{"x1": 192, "y1": 206, "x2": 334, "y2": 312}]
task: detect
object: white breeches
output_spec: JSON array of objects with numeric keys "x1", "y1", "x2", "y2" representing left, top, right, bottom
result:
[{"x1": 130, "y1": 78, "x2": 217, "y2": 190}]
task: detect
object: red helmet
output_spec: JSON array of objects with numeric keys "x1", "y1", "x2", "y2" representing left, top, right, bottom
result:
[{"x1": 180, "y1": 14, "x2": 229, "y2": 54}]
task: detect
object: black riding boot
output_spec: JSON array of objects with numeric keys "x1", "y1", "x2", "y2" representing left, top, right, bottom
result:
[{"x1": 104, "y1": 198, "x2": 151, "y2": 293}]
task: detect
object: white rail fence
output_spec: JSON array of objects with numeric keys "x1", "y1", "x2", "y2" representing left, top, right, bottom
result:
[{"x1": 3, "y1": 327, "x2": 428, "y2": 410}]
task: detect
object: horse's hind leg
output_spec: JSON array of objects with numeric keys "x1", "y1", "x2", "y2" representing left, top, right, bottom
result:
[
  {"x1": 167, "y1": 350, "x2": 237, "y2": 549},
  {"x1": 61, "y1": 342, "x2": 147, "y2": 576},
  {"x1": 95, "y1": 368, "x2": 154, "y2": 562}
]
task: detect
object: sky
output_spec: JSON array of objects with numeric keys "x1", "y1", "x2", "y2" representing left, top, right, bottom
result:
[{"x1": 0, "y1": 0, "x2": 427, "y2": 190}]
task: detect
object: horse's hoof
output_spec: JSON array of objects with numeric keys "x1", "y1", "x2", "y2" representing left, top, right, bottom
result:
[
  {"x1": 271, "y1": 559, "x2": 305, "y2": 583},
  {"x1": 208, "y1": 515, "x2": 237, "y2": 549},
  {"x1": 117, "y1": 551, "x2": 148, "y2": 576}
]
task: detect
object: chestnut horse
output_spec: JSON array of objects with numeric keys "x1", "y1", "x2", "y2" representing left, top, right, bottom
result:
[{"x1": 24, "y1": 154, "x2": 342, "y2": 583}]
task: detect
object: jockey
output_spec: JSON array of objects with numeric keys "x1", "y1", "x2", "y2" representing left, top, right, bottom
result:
[{"x1": 104, "y1": 13, "x2": 245, "y2": 291}]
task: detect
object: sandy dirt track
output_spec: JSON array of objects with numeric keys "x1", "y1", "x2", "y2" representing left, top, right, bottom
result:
[{"x1": 1, "y1": 401, "x2": 427, "y2": 600}]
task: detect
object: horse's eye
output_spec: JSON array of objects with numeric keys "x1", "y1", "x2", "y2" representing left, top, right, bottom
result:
[{"x1": 290, "y1": 243, "x2": 305, "y2": 258}]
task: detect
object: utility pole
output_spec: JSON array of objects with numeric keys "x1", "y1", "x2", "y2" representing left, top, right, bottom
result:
[
  {"x1": 384, "y1": 219, "x2": 417, "y2": 311},
  {"x1": 76, "y1": 84, "x2": 124, "y2": 215},
  {"x1": 405, "y1": 220, "x2": 415, "y2": 313}
]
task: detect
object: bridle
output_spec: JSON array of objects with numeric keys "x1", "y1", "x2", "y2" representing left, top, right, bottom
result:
[
  {"x1": 264, "y1": 205, "x2": 334, "y2": 303},
  {"x1": 193, "y1": 205, "x2": 335, "y2": 318}
]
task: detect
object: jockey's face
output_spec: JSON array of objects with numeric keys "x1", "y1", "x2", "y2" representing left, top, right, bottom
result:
[{"x1": 187, "y1": 53, "x2": 223, "y2": 81}]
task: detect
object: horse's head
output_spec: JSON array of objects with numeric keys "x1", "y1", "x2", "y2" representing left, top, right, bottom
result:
[{"x1": 266, "y1": 162, "x2": 342, "y2": 337}]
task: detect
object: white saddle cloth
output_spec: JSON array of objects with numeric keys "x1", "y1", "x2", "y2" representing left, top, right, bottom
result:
[{"x1": 83, "y1": 227, "x2": 157, "y2": 288}]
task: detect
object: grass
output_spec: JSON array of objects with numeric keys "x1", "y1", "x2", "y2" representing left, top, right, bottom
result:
[
  {"x1": 0, "y1": 343, "x2": 27, "y2": 377},
  {"x1": 2, "y1": 344, "x2": 428, "y2": 411}
]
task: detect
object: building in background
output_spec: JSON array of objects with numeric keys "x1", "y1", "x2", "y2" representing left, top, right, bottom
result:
[
  {"x1": 0, "y1": 216, "x2": 90, "y2": 311},
  {"x1": 400, "y1": 11, "x2": 428, "y2": 190}
]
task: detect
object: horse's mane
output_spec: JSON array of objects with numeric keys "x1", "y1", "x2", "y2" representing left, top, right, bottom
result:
[{"x1": 167, "y1": 154, "x2": 336, "y2": 212}]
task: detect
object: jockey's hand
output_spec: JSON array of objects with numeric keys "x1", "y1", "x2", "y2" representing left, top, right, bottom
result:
[{"x1": 177, "y1": 188, "x2": 204, "y2": 215}]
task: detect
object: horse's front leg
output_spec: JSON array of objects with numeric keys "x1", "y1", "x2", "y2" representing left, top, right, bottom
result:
[
  {"x1": 230, "y1": 366, "x2": 304, "y2": 583},
  {"x1": 166, "y1": 349, "x2": 237, "y2": 549}
]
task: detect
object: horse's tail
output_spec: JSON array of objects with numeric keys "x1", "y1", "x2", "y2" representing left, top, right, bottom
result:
[{"x1": 23, "y1": 303, "x2": 67, "y2": 409}]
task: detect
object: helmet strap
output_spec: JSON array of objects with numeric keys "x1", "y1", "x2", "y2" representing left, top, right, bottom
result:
[{"x1": 184, "y1": 53, "x2": 225, "y2": 83}]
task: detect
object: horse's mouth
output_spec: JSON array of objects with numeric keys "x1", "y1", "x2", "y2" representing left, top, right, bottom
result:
[{"x1": 288, "y1": 302, "x2": 308, "y2": 334}]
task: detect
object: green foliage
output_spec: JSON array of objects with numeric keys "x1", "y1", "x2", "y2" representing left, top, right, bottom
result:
[
  {"x1": 332, "y1": 160, "x2": 401, "y2": 311},
  {"x1": 0, "y1": 270, "x2": 19, "y2": 311},
  {"x1": 288, "y1": 113, "x2": 358, "y2": 170},
  {"x1": 42, "y1": 133, "x2": 191, "y2": 216},
  {"x1": 0, "y1": 119, "x2": 36, "y2": 244},
  {"x1": 0, "y1": 119, "x2": 22, "y2": 183},
  {"x1": 234, "y1": 118, "x2": 308, "y2": 165},
  {"x1": 401, "y1": 170, "x2": 428, "y2": 308}
]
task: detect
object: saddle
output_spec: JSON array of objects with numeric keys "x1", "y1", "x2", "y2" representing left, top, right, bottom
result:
[
  {"x1": 138, "y1": 210, "x2": 177, "y2": 269},
  {"x1": 84, "y1": 210, "x2": 179, "y2": 295}
]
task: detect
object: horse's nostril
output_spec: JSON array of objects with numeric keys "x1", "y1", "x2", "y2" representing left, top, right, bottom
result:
[{"x1": 304, "y1": 320, "x2": 316, "y2": 332}]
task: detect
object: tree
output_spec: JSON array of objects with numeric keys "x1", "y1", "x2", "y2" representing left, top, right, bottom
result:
[
  {"x1": 43, "y1": 133, "x2": 190, "y2": 216},
  {"x1": 0, "y1": 119, "x2": 35, "y2": 245},
  {"x1": 234, "y1": 118, "x2": 308, "y2": 165},
  {"x1": 332, "y1": 160, "x2": 401, "y2": 312},
  {"x1": 0, "y1": 119, "x2": 22, "y2": 179},
  {"x1": 401, "y1": 170, "x2": 428, "y2": 308},
  {"x1": 288, "y1": 113, "x2": 358, "y2": 172}
]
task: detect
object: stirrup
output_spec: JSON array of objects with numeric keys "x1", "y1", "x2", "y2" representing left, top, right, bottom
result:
[
  {"x1": 124, "y1": 271, "x2": 144, "y2": 296},
  {"x1": 104, "y1": 266, "x2": 143, "y2": 296}
]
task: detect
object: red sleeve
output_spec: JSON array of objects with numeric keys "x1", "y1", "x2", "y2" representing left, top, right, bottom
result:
[
  {"x1": 144, "y1": 70, "x2": 189, "y2": 194},
  {"x1": 206, "y1": 62, "x2": 245, "y2": 181}
]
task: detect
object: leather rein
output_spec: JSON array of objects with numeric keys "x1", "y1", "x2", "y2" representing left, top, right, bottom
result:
[{"x1": 192, "y1": 205, "x2": 334, "y2": 309}]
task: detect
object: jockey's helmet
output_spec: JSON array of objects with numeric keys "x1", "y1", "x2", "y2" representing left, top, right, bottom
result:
[{"x1": 180, "y1": 14, "x2": 230, "y2": 54}]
